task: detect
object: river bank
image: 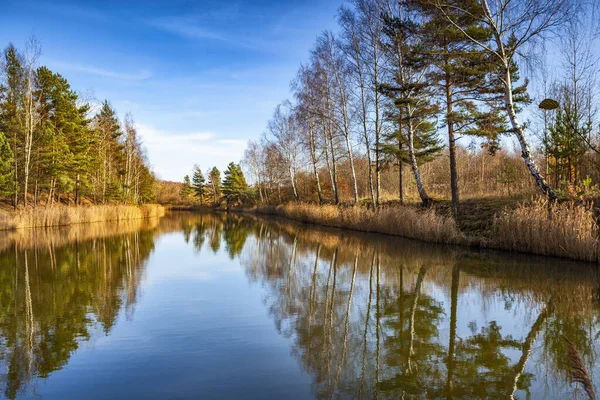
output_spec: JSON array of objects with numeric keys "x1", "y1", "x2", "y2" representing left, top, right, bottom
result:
[
  {"x1": 240, "y1": 201, "x2": 599, "y2": 264},
  {"x1": 0, "y1": 204, "x2": 165, "y2": 231}
]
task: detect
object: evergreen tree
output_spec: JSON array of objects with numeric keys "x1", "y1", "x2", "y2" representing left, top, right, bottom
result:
[
  {"x1": 93, "y1": 101, "x2": 124, "y2": 202},
  {"x1": 379, "y1": 2, "x2": 441, "y2": 206},
  {"x1": 35, "y1": 67, "x2": 95, "y2": 204},
  {"x1": 207, "y1": 166, "x2": 221, "y2": 203},
  {"x1": 0, "y1": 132, "x2": 14, "y2": 197},
  {"x1": 181, "y1": 175, "x2": 192, "y2": 201},
  {"x1": 192, "y1": 166, "x2": 206, "y2": 203},
  {"x1": 545, "y1": 105, "x2": 589, "y2": 189},
  {"x1": 221, "y1": 162, "x2": 250, "y2": 206},
  {"x1": 411, "y1": 0, "x2": 507, "y2": 216},
  {"x1": 0, "y1": 44, "x2": 24, "y2": 208},
  {"x1": 382, "y1": 106, "x2": 442, "y2": 203}
]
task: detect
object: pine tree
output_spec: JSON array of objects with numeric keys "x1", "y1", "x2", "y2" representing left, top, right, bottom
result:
[
  {"x1": 0, "y1": 131, "x2": 14, "y2": 197},
  {"x1": 192, "y1": 166, "x2": 206, "y2": 203},
  {"x1": 410, "y1": 0, "x2": 506, "y2": 216},
  {"x1": 207, "y1": 166, "x2": 221, "y2": 203},
  {"x1": 35, "y1": 67, "x2": 95, "y2": 204},
  {"x1": 181, "y1": 175, "x2": 192, "y2": 201},
  {"x1": 379, "y1": 2, "x2": 441, "y2": 206},
  {"x1": 545, "y1": 105, "x2": 589, "y2": 189},
  {"x1": 0, "y1": 44, "x2": 24, "y2": 208},
  {"x1": 221, "y1": 162, "x2": 250, "y2": 206},
  {"x1": 382, "y1": 106, "x2": 442, "y2": 203},
  {"x1": 93, "y1": 101, "x2": 124, "y2": 203}
]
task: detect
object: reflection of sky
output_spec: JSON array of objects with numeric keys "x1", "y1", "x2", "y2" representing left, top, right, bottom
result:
[
  {"x1": 17, "y1": 215, "x2": 600, "y2": 400},
  {"x1": 37, "y1": 230, "x2": 312, "y2": 400}
]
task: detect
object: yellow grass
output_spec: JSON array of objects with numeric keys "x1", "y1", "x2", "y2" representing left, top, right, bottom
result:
[
  {"x1": 492, "y1": 200, "x2": 599, "y2": 262},
  {"x1": 0, "y1": 204, "x2": 165, "y2": 231},
  {"x1": 253, "y1": 202, "x2": 463, "y2": 245}
]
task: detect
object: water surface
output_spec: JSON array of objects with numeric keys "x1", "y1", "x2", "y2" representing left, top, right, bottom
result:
[{"x1": 0, "y1": 212, "x2": 599, "y2": 399}]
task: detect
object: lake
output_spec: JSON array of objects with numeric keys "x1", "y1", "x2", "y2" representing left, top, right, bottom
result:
[{"x1": 0, "y1": 211, "x2": 598, "y2": 399}]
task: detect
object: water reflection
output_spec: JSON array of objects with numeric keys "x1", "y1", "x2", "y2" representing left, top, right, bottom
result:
[
  {"x1": 0, "y1": 212, "x2": 598, "y2": 399},
  {"x1": 234, "y1": 215, "x2": 600, "y2": 399}
]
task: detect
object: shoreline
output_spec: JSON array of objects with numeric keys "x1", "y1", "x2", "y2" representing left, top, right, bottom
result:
[
  {"x1": 222, "y1": 202, "x2": 598, "y2": 265},
  {"x1": 0, "y1": 204, "x2": 165, "y2": 231}
]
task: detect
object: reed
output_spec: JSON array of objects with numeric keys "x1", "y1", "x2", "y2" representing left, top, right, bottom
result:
[
  {"x1": 252, "y1": 203, "x2": 463, "y2": 245},
  {"x1": 564, "y1": 335, "x2": 596, "y2": 400},
  {"x1": 0, "y1": 204, "x2": 165, "y2": 231},
  {"x1": 491, "y1": 200, "x2": 599, "y2": 262}
]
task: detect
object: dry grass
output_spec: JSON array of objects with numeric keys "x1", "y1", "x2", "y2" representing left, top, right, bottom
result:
[
  {"x1": 0, "y1": 204, "x2": 165, "y2": 231},
  {"x1": 492, "y1": 200, "x2": 599, "y2": 262},
  {"x1": 253, "y1": 202, "x2": 463, "y2": 245}
]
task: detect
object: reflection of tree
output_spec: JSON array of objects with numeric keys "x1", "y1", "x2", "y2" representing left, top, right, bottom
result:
[
  {"x1": 233, "y1": 213, "x2": 600, "y2": 399},
  {"x1": 378, "y1": 265, "x2": 445, "y2": 397},
  {"x1": 0, "y1": 229, "x2": 155, "y2": 399}
]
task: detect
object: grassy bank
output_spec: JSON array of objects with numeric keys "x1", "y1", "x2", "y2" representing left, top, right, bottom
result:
[
  {"x1": 252, "y1": 203, "x2": 463, "y2": 245},
  {"x1": 246, "y1": 201, "x2": 600, "y2": 263},
  {"x1": 0, "y1": 204, "x2": 165, "y2": 231}
]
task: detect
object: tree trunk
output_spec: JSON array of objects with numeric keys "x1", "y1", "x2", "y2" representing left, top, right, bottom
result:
[
  {"x1": 406, "y1": 109, "x2": 432, "y2": 206},
  {"x1": 309, "y1": 127, "x2": 323, "y2": 204},
  {"x1": 327, "y1": 130, "x2": 339, "y2": 204},
  {"x1": 344, "y1": 132, "x2": 359, "y2": 204},
  {"x1": 289, "y1": 162, "x2": 299, "y2": 202},
  {"x1": 446, "y1": 74, "x2": 460, "y2": 217},
  {"x1": 490, "y1": 28, "x2": 556, "y2": 199},
  {"x1": 359, "y1": 82, "x2": 376, "y2": 208}
]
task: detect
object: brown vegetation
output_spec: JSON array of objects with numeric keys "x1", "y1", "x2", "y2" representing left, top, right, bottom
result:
[
  {"x1": 0, "y1": 204, "x2": 165, "y2": 231},
  {"x1": 253, "y1": 203, "x2": 462, "y2": 244},
  {"x1": 247, "y1": 200, "x2": 600, "y2": 263},
  {"x1": 491, "y1": 200, "x2": 599, "y2": 262}
]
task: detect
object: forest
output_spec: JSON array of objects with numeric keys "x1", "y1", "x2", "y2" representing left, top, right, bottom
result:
[
  {"x1": 213, "y1": 0, "x2": 600, "y2": 218},
  {"x1": 0, "y1": 39, "x2": 156, "y2": 210}
]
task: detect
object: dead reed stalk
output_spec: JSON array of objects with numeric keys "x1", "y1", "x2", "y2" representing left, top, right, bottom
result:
[
  {"x1": 0, "y1": 204, "x2": 165, "y2": 231},
  {"x1": 252, "y1": 203, "x2": 463, "y2": 245},
  {"x1": 492, "y1": 200, "x2": 599, "y2": 262},
  {"x1": 564, "y1": 335, "x2": 596, "y2": 400}
]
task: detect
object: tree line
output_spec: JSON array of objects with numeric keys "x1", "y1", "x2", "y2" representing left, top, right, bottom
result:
[
  {"x1": 179, "y1": 162, "x2": 252, "y2": 207},
  {"x1": 0, "y1": 39, "x2": 155, "y2": 209},
  {"x1": 235, "y1": 0, "x2": 600, "y2": 215}
]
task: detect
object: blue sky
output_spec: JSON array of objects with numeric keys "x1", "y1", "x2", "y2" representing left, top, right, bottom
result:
[{"x1": 1, "y1": 0, "x2": 343, "y2": 181}]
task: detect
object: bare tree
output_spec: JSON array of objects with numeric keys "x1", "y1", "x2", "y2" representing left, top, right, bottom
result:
[
  {"x1": 22, "y1": 37, "x2": 41, "y2": 207},
  {"x1": 293, "y1": 64, "x2": 324, "y2": 204},
  {"x1": 267, "y1": 101, "x2": 302, "y2": 202}
]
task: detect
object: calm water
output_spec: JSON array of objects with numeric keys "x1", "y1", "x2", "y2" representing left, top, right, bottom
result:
[{"x1": 1, "y1": 212, "x2": 599, "y2": 399}]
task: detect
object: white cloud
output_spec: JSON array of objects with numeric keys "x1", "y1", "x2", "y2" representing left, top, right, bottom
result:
[
  {"x1": 136, "y1": 123, "x2": 247, "y2": 181},
  {"x1": 47, "y1": 60, "x2": 152, "y2": 81}
]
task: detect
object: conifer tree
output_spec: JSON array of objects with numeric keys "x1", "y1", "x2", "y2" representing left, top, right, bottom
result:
[
  {"x1": 411, "y1": 0, "x2": 506, "y2": 216},
  {"x1": 380, "y1": 1, "x2": 440, "y2": 206},
  {"x1": 221, "y1": 162, "x2": 249, "y2": 206},
  {"x1": 0, "y1": 44, "x2": 24, "y2": 208},
  {"x1": 382, "y1": 106, "x2": 442, "y2": 203},
  {"x1": 0, "y1": 132, "x2": 14, "y2": 197},
  {"x1": 94, "y1": 101, "x2": 124, "y2": 202},
  {"x1": 181, "y1": 175, "x2": 192, "y2": 201},
  {"x1": 207, "y1": 166, "x2": 221, "y2": 203},
  {"x1": 192, "y1": 166, "x2": 206, "y2": 203}
]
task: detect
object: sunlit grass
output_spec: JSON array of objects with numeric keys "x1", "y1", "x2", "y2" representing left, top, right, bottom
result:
[
  {"x1": 253, "y1": 202, "x2": 463, "y2": 245},
  {"x1": 0, "y1": 204, "x2": 165, "y2": 231},
  {"x1": 492, "y1": 200, "x2": 599, "y2": 262}
]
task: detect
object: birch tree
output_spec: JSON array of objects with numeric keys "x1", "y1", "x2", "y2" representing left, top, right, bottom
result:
[
  {"x1": 267, "y1": 102, "x2": 302, "y2": 202},
  {"x1": 430, "y1": 0, "x2": 575, "y2": 200}
]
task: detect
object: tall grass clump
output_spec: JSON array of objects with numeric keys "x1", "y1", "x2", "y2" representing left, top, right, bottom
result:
[
  {"x1": 0, "y1": 204, "x2": 165, "y2": 231},
  {"x1": 254, "y1": 203, "x2": 463, "y2": 245},
  {"x1": 492, "y1": 200, "x2": 599, "y2": 262}
]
